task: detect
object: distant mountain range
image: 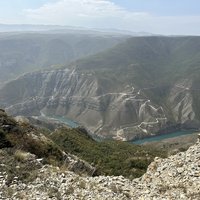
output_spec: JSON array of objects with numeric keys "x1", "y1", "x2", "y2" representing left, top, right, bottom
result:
[{"x1": 0, "y1": 24, "x2": 154, "y2": 36}]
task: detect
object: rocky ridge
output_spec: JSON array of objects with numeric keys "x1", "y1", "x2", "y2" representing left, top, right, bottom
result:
[{"x1": 1, "y1": 134, "x2": 200, "y2": 199}]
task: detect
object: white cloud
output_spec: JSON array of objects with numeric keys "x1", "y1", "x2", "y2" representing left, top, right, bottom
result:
[
  {"x1": 24, "y1": 0, "x2": 149, "y2": 27},
  {"x1": 23, "y1": 0, "x2": 200, "y2": 35}
]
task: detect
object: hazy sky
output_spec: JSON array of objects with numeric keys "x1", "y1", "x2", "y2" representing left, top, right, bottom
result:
[{"x1": 1, "y1": 0, "x2": 200, "y2": 35}]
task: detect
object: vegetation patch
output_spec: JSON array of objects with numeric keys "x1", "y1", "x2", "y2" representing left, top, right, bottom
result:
[
  {"x1": 0, "y1": 110, "x2": 66, "y2": 184},
  {"x1": 49, "y1": 127, "x2": 165, "y2": 179},
  {"x1": 0, "y1": 148, "x2": 39, "y2": 184},
  {"x1": 0, "y1": 110, "x2": 166, "y2": 181}
]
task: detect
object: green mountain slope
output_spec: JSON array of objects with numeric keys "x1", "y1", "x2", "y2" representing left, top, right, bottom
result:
[
  {"x1": 68, "y1": 36, "x2": 200, "y2": 89},
  {"x1": 0, "y1": 32, "x2": 129, "y2": 83},
  {"x1": 48, "y1": 126, "x2": 165, "y2": 179}
]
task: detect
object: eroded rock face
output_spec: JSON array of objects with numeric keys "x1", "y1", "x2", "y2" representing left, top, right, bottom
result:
[{"x1": 1, "y1": 69, "x2": 200, "y2": 141}]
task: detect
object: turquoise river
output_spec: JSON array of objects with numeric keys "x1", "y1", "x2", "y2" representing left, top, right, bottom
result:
[
  {"x1": 41, "y1": 116, "x2": 79, "y2": 128},
  {"x1": 41, "y1": 116, "x2": 197, "y2": 144}
]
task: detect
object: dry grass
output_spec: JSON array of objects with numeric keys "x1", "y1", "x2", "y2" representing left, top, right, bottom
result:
[
  {"x1": 0, "y1": 148, "x2": 40, "y2": 185},
  {"x1": 13, "y1": 150, "x2": 28, "y2": 161}
]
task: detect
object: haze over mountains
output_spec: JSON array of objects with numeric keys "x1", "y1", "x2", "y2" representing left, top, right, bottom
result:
[
  {"x1": 0, "y1": 30, "x2": 130, "y2": 82},
  {"x1": 0, "y1": 24, "x2": 154, "y2": 36},
  {"x1": 0, "y1": 35, "x2": 200, "y2": 141}
]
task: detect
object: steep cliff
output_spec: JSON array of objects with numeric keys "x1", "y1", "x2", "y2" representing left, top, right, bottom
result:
[{"x1": 0, "y1": 69, "x2": 199, "y2": 141}]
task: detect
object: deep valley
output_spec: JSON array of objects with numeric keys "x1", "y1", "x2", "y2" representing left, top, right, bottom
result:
[{"x1": 1, "y1": 36, "x2": 200, "y2": 141}]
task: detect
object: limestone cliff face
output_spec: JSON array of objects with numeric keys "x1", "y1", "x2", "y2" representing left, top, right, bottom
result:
[
  {"x1": 168, "y1": 79, "x2": 200, "y2": 129},
  {"x1": 1, "y1": 69, "x2": 200, "y2": 141}
]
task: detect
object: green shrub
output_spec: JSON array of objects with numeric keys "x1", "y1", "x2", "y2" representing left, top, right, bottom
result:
[{"x1": 49, "y1": 127, "x2": 165, "y2": 179}]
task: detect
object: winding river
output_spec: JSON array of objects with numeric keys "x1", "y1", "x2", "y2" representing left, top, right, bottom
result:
[
  {"x1": 41, "y1": 116, "x2": 196, "y2": 144},
  {"x1": 41, "y1": 116, "x2": 79, "y2": 128}
]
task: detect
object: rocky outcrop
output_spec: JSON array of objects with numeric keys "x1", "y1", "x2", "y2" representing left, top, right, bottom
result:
[
  {"x1": 1, "y1": 68, "x2": 200, "y2": 141},
  {"x1": 136, "y1": 133, "x2": 200, "y2": 199},
  {"x1": 63, "y1": 152, "x2": 97, "y2": 176},
  {"x1": 1, "y1": 134, "x2": 200, "y2": 199}
]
